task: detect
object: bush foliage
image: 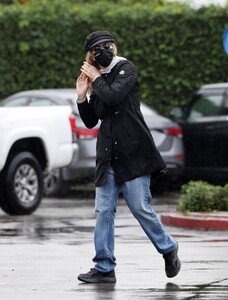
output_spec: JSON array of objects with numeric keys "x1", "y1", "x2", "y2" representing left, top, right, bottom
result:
[
  {"x1": 0, "y1": 0, "x2": 228, "y2": 115},
  {"x1": 176, "y1": 181, "x2": 228, "y2": 213}
]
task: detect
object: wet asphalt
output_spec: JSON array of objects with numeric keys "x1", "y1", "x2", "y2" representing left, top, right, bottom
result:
[{"x1": 0, "y1": 191, "x2": 227, "y2": 300}]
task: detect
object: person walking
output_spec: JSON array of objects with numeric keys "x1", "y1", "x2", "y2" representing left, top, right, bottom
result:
[{"x1": 76, "y1": 31, "x2": 181, "y2": 283}]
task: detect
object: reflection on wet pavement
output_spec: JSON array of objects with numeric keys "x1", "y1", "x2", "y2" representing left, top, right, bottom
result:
[
  {"x1": 75, "y1": 279, "x2": 228, "y2": 299},
  {"x1": 0, "y1": 198, "x2": 227, "y2": 299}
]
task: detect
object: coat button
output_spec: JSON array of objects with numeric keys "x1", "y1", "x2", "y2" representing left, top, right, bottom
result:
[
  {"x1": 115, "y1": 156, "x2": 117, "y2": 160},
  {"x1": 114, "y1": 141, "x2": 117, "y2": 145}
]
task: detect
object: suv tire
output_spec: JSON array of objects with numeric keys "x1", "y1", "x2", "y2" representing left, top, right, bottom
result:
[{"x1": 0, "y1": 152, "x2": 43, "y2": 215}]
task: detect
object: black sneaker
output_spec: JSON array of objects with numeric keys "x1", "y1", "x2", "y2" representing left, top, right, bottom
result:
[
  {"x1": 78, "y1": 268, "x2": 116, "y2": 283},
  {"x1": 163, "y1": 244, "x2": 181, "y2": 278}
]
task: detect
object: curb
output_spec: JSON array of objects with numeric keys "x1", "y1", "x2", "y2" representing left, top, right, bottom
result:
[{"x1": 161, "y1": 212, "x2": 228, "y2": 230}]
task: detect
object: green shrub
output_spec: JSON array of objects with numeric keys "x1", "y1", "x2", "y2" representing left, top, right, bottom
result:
[
  {"x1": 176, "y1": 181, "x2": 228, "y2": 213},
  {"x1": 0, "y1": 0, "x2": 228, "y2": 116}
]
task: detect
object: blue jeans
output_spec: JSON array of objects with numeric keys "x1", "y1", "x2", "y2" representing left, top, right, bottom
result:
[{"x1": 93, "y1": 167, "x2": 177, "y2": 272}]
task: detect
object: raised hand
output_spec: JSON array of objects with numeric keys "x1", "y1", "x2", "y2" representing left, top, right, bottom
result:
[
  {"x1": 76, "y1": 72, "x2": 89, "y2": 101},
  {"x1": 80, "y1": 62, "x2": 101, "y2": 82}
]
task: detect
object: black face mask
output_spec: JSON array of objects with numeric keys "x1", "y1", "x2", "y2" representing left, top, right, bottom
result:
[{"x1": 94, "y1": 47, "x2": 114, "y2": 67}]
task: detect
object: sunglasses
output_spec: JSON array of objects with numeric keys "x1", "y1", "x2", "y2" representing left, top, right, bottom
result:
[{"x1": 92, "y1": 42, "x2": 111, "y2": 53}]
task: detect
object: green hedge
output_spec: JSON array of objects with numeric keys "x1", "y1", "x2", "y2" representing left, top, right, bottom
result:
[
  {"x1": 0, "y1": 0, "x2": 228, "y2": 115},
  {"x1": 176, "y1": 181, "x2": 228, "y2": 212}
]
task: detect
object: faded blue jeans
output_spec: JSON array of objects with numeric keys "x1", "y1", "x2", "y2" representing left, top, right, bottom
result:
[{"x1": 93, "y1": 167, "x2": 177, "y2": 272}]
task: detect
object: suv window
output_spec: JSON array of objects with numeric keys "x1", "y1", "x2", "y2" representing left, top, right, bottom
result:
[{"x1": 188, "y1": 94, "x2": 224, "y2": 120}]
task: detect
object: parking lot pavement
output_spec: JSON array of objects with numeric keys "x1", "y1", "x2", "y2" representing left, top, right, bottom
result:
[{"x1": 0, "y1": 197, "x2": 227, "y2": 299}]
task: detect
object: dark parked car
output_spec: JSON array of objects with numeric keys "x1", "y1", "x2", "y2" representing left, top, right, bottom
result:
[
  {"x1": 171, "y1": 82, "x2": 228, "y2": 183},
  {"x1": 1, "y1": 89, "x2": 185, "y2": 195}
]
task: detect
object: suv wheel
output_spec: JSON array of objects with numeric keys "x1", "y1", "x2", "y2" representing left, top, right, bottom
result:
[{"x1": 0, "y1": 152, "x2": 43, "y2": 215}]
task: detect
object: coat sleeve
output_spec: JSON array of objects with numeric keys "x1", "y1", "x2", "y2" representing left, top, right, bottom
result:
[
  {"x1": 91, "y1": 61, "x2": 137, "y2": 107},
  {"x1": 77, "y1": 96, "x2": 99, "y2": 129}
]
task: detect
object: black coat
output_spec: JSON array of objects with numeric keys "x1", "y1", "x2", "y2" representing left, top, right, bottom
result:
[{"x1": 77, "y1": 60, "x2": 166, "y2": 186}]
